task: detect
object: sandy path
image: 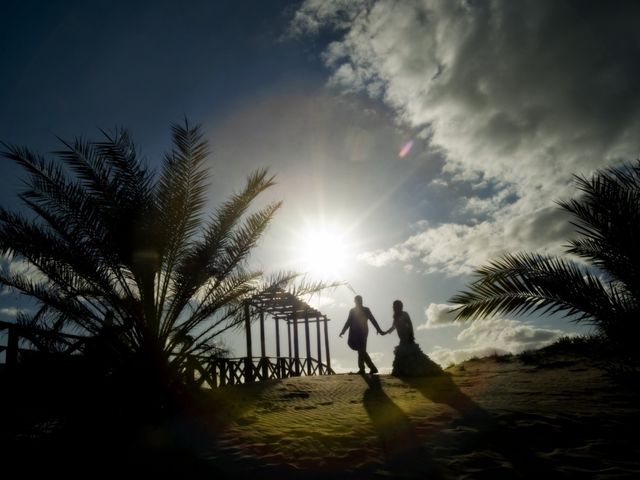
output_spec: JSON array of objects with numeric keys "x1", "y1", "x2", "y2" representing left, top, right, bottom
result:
[{"x1": 201, "y1": 356, "x2": 640, "y2": 479}]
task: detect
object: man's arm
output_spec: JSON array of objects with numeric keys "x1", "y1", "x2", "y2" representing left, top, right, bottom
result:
[
  {"x1": 339, "y1": 311, "x2": 352, "y2": 337},
  {"x1": 381, "y1": 313, "x2": 397, "y2": 335},
  {"x1": 365, "y1": 307, "x2": 384, "y2": 334}
]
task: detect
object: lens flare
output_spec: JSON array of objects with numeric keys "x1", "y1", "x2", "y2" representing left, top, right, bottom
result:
[{"x1": 398, "y1": 140, "x2": 414, "y2": 158}]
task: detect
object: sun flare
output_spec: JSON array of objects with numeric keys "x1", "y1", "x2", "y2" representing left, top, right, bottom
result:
[{"x1": 298, "y1": 228, "x2": 349, "y2": 279}]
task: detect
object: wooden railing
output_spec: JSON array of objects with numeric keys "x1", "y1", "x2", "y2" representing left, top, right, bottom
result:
[
  {"x1": 182, "y1": 356, "x2": 335, "y2": 389},
  {"x1": 0, "y1": 320, "x2": 86, "y2": 366},
  {"x1": 1, "y1": 321, "x2": 334, "y2": 389}
]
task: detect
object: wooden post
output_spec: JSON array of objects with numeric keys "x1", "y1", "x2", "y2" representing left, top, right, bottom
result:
[
  {"x1": 229, "y1": 362, "x2": 235, "y2": 385},
  {"x1": 259, "y1": 310, "x2": 268, "y2": 379},
  {"x1": 275, "y1": 316, "x2": 281, "y2": 358},
  {"x1": 259, "y1": 311, "x2": 266, "y2": 358},
  {"x1": 6, "y1": 324, "x2": 18, "y2": 366},
  {"x1": 275, "y1": 317, "x2": 281, "y2": 378},
  {"x1": 287, "y1": 319, "x2": 292, "y2": 359},
  {"x1": 210, "y1": 359, "x2": 218, "y2": 388},
  {"x1": 323, "y1": 315, "x2": 331, "y2": 371},
  {"x1": 316, "y1": 315, "x2": 323, "y2": 374},
  {"x1": 220, "y1": 361, "x2": 227, "y2": 386},
  {"x1": 244, "y1": 303, "x2": 254, "y2": 383},
  {"x1": 304, "y1": 310, "x2": 311, "y2": 375},
  {"x1": 293, "y1": 315, "x2": 300, "y2": 376}
]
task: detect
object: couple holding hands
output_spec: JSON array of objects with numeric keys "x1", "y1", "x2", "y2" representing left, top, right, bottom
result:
[{"x1": 339, "y1": 295, "x2": 415, "y2": 375}]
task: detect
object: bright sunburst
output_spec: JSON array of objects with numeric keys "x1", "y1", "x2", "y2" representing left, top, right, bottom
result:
[{"x1": 298, "y1": 228, "x2": 350, "y2": 279}]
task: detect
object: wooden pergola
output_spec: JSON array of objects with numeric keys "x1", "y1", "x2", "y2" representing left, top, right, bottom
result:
[
  {"x1": 0, "y1": 288, "x2": 335, "y2": 390},
  {"x1": 243, "y1": 286, "x2": 333, "y2": 381}
]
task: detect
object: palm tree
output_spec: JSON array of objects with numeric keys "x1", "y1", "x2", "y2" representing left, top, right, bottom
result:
[
  {"x1": 451, "y1": 159, "x2": 640, "y2": 362},
  {"x1": 0, "y1": 121, "x2": 327, "y2": 394}
]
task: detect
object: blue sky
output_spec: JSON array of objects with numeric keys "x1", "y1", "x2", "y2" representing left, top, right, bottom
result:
[{"x1": 3, "y1": 0, "x2": 639, "y2": 371}]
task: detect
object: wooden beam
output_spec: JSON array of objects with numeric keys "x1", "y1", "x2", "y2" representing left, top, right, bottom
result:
[
  {"x1": 275, "y1": 316, "x2": 281, "y2": 358},
  {"x1": 274, "y1": 318, "x2": 281, "y2": 378},
  {"x1": 323, "y1": 315, "x2": 331, "y2": 371},
  {"x1": 316, "y1": 315, "x2": 322, "y2": 374},
  {"x1": 244, "y1": 303, "x2": 254, "y2": 383},
  {"x1": 244, "y1": 302, "x2": 252, "y2": 358},
  {"x1": 259, "y1": 310, "x2": 266, "y2": 358},
  {"x1": 293, "y1": 314, "x2": 300, "y2": 376},
  {"x1": 304, "y1": 309, "x2": 311, "y2": 375},
  {"x1": 287, "y1": 318, "x2": 292, "y2": 359},
  {"x1": 260, "y1": 310, "x2": 268, "y2": 378}
]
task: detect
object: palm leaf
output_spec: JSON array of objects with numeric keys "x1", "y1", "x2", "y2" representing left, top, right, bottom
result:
[{"x1": 450, "y1": 253, "x2": 622, "y2": 328}]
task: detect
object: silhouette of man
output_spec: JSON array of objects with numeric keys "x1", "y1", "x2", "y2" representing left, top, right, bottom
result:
[
  {"x1": 340, "y1": 295, "x2": 384, "y2": 374},
  {"x1": 385, "y1": 300, "x2": 415, "y2": 345}
]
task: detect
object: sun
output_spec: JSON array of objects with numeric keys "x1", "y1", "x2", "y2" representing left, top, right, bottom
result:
[{"x1": 298, "y1": 228, "x2": 350, "y2": 279}]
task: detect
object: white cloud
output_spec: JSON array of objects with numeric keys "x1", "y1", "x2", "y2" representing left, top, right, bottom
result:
[
  {"x1": 295, "y1": 0, "x2": 640, "y2": 185},
  {"x1": 456, "y1": 317, "x2": 565, "y2": 350},
  {"x1": 429, "y1": 345, "x2": 509, "y2": 368},
  {"x1": 329, "y1": 357, "x2": 363, "y2": 374},
  {"x1": 369, "y1": 351, "x2": 385, "y2": 364},
  {"x1": 294, "y1": 0, "x2": 640, "y2": 276},
  {"x1": 419, "y1": 302, "x2": 458, "y2": 329},
  {"x1": 289, "y1": 0, "x2": 368, "y2": 36},
  {"x1": 359, "y1": 205, "x2": 573, "y2": 275},
  {"x1": 427, "y1": 317, "x2": 568, "y2": 367}
]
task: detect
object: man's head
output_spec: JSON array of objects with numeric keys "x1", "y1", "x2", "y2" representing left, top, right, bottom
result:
[
  {"x1": 393, "y1": 300, "x2": 403, "y2": 313},
  {"x1": 354, "y1": 295, "x2": 363, "y2": 307}
]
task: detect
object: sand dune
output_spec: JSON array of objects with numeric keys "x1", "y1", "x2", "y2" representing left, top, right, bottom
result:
[
  {"x1": 201, "y1": 353, "x2": 640, "y2": 479},
  {"x1": 3, "y1": 350, "x2": 639, "y2": 478}
]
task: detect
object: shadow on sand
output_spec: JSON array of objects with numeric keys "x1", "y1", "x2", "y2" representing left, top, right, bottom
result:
[
  {"x1": 401, "y1": 374, "x2": 557, "y2": 479},
  {"x1": 361, "y1": 373, "x2": 446, "y2": 479}
]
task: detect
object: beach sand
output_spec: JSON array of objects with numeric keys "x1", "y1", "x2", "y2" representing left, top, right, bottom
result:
[
  {"x1": 3, "y1": 350, "x2": 639, "y2": 478},
  {"x1": 198, "y1": 352, "x2": 640, "y2": 479}
]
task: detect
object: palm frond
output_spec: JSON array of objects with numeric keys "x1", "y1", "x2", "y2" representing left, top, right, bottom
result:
[
  {"x1": 558, "y1": 162, "x2": 640, "y2": 298},
  {"x1": 1, "y1": 120, "x2": 338, "y2": 391},
  {"x1": 450, "y1": 253, "x2": 623, "y2": 326},
  {"x1": 158, "y1": 171, "x2": 279, "y2": 336}
]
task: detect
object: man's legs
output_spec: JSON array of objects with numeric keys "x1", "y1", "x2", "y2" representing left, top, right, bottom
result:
[
  {"x1": 357, "y1": 349, "x2": 366, "y2": 373},
  {"x1": 358, "y1": 349, "x2": 378, "y2": 374}
]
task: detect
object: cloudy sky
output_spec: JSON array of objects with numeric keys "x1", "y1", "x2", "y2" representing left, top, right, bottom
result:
[{"x1": 2, "y1": 0, "x2": 639, "y2": 370}]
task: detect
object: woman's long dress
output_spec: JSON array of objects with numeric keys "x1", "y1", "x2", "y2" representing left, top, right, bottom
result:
[{"x1": 391, "y1": 311, "x2": 443, "y2": 377}]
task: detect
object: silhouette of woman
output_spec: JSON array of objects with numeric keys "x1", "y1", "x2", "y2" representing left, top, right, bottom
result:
[
  {"x1": 384, "y1": 300, "x2": 442, "y2": 377},
  {"x1": 385, "y1": 300, "x2": 415, "y2": 345}
]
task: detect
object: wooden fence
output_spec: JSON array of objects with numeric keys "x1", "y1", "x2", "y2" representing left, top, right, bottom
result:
[
  {"x1": 0, "y1": 320, "x2": 86, "y2": 366},
  {"x1": 1, "y1": 321, "x2": 334, "y2": 389},
  {"x1": 182, "y1": 355, "x2": 335, "y2": 389}
]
